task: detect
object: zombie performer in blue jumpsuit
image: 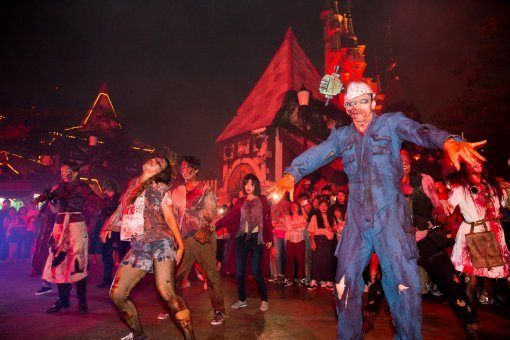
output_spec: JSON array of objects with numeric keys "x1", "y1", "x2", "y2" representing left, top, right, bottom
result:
[{"x1": 270, "y1": 80, "x2": 486, "y2": 340}]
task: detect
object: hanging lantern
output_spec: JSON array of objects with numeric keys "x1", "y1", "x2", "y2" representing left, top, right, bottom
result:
[
  {"x1": 297, "y1": 84, "x2": 311, "y2": 107},
  {"x1": 89, "y1": 135, "x2": 98, "y2": 147}
]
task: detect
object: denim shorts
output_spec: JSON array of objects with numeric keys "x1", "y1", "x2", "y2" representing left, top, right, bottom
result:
[{"x1": 121, "y1": 238, "x2": 176, "y2": 272}]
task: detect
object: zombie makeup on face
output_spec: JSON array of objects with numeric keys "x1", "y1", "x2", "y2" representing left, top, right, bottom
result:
[
  {"x1": 401, "y1": 151, "x2": 411, "y2": 176},
  {"x1": 345, "y1": 94, "x2": 373, "y2": 124},
  {"x1": 344, "y1": 97, "x2": 371, "y2": 108},
  {"x1": 60, "y1": 166, "x2": 77, "y2": 183},
  {"x1": 180, "y1": 161, "x2": 198, "y2": 181}
]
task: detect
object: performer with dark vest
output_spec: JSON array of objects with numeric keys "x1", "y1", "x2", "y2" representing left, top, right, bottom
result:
[{"x1": 38, "y1": 161, "x2": 99, "y2": 314}]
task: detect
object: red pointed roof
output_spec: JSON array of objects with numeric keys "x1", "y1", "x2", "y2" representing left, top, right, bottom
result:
[
  {"x1": 216, "y1": 28, "x2": 325, "y2": 142},
  {"x1": 65, "y1": 82, "x2": 120, "y2": 132}
]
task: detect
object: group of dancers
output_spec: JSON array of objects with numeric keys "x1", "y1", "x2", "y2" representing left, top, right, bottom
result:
[{"x1": 37, "y1": 78, "x2": 508, "y2": 340}]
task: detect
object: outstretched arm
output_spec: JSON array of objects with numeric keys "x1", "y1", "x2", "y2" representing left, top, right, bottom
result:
[
  {"x1": 393, "y1": 112, "x2": 486, "y2": 170},
  {"x1": 268, "y1": 128, "x2": 344, "y2": 202},
  {"x1": 443, "y1": 139, "x2": 486, "y2": 171}
]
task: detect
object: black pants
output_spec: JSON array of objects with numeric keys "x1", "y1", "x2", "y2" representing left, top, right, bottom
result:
[
  {"x1": 417, "y1": 237, "x2": 477, "y2": 324},
  {"x1": 311, "y1": 235, "x2": 334, "y2": 282},
  {"x1": 235, "y1": 234, "x2": 267, "y2": 301},
  {"x1": 101, "y1": 232, "x2": 129, "y2": 285},
  {"x1": 58, "y1": 277, "x2": 87, "y2": 307},
  {"x1": 365, "y1": 236, "x2": 478, "y2": 325}
]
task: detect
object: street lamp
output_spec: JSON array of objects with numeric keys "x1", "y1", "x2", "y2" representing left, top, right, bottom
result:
[{"x1": 297, "y1": 84, "x2": 311, "y2": 150}]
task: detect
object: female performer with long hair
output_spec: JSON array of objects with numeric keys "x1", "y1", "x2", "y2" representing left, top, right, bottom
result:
[
  {"x1": 447, "y1": 163, "x2": 510, "y2": 306},
  {"x1": 101, "y1": 157, "x2": 194, "y2": 340},
  {"x1": 215, "y1": 173, "x2": 273, "y2": 311}
]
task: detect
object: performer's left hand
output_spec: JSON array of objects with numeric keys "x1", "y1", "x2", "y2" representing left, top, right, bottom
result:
[{"x1": 443, "y1": 139, "x2": 486, "y2": 171}]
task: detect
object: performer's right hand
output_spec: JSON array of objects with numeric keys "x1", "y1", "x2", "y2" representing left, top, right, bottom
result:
[
  {"x1": 319, "y1": 75, "x2": 343, "y2": 97},
  {"x1": 268, "y1": 173, "x2": 295, "y2": 202},
  {"x1": 176, "y1": 247, "x2": 184, "y2": 265},
  {"x1": 100, "y1": 229, "x2": 112, "y2": 243}
]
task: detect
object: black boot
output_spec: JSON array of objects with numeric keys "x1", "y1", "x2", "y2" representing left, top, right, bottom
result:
[
  {"x1": 77, "y1": 277, "x2": 88, "y2": 314},
  {"x1": 46, "y1": 283, "x2": 71, "y2": 313},
  {"x1": 46, "y1": 299, "x2": 71, "y2": 313}
]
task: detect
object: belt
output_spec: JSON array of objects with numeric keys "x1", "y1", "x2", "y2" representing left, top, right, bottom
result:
[
  {"x1": 465, "y1": 218, "x2": 498, "y2": 227},
  {"x1": 465, "y1": 218, "x2": 498, "y2": 233}
]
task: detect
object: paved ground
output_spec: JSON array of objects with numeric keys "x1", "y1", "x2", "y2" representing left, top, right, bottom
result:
[{"x1": 0, "y1": 260, "x2": 509, "y2": 340}]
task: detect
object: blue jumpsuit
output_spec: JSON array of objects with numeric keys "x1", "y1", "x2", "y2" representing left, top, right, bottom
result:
[{"x1": 285, "y1": 112, "x2": 452, "y2": 340}]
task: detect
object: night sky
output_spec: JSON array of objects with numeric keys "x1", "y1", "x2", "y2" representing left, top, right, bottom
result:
[{"x1": 1, "y1": 1, "x2": 508, "y2": 177}]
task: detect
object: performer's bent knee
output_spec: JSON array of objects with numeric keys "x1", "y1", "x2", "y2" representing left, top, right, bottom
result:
[
  {"x1": 175, "y1": 308, "x2": 191, "y2": 320},
  {"x1": 109, "y1": 287, "x2": 125, "y2": 305}
]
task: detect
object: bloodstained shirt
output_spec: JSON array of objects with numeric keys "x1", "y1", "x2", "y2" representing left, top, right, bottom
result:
[
  {"x1": 170, "y1": 182, "x2": 217, "y2": 239},
  {"x1": 121, "y1": 179, "x2": 174, "y2": 244}
]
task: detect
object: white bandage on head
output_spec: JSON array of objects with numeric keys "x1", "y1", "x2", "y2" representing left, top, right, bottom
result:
[{"x1": 344, "y1": 81, "x2": 375, "y2": 105}]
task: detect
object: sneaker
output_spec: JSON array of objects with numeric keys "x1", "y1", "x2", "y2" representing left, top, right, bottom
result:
[
  {"x1": 157, "y1": 311, "x2": 170, "y2": 320},
  {"x1": 196, "y1": 272, "x2": 204, "y2": 282},
  {"x1": 326, "y1": 281, "x2": 334, "y2": 290},
  {"x1": 121, "y1": 332, "x2": 134, "y2": 340},
  {"x1": 283, "y1": 279, "x2": 293, "y2": 287},
  {"x1": 260, "y1": 301, "x2": 269, "y2": 312},
  {"x1": 211, "y1": 311, "x2": 226, "y2": 325},
  {"x1": 298, "y1": 278, "x2": 307, "y2": 287},
  {"x1": 267, "y1": 277, "x2": 278, "y2": 283},
  {"x1": 479, "y1": 291, "x2": 494, "y2": 305},
  {"x1": 121, "y1": 332, "x2": 148, "y2": 340},
  {"x1": 277, "y1": 275, "x2": 285, "y2": 284},
  {"x1": 231, "y1": 300, "x2": 247, "y2": 309},
  {"x1": 430, "y1": 283, "x2": 443, "y2": 297},
  {"x1": 35, "y1": 286, "x2": 53, "y2": 295},
  {"x1": 320, "y1": 281, "x2": 327, "y2": 288},
  {"x1": 308, "y1": 280, "x2": 318, "y2": 290}
]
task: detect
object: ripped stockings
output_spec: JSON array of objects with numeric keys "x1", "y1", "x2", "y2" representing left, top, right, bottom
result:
[
  {"x1": 110, "y1": 260, "x2": 195, "y2": 339},
  {"x1": 110, "y1": 265, "x2": 147, "y2": 337},
  {"x1": 153, "y1": 260, "x2": 195, "y2": 340}
]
